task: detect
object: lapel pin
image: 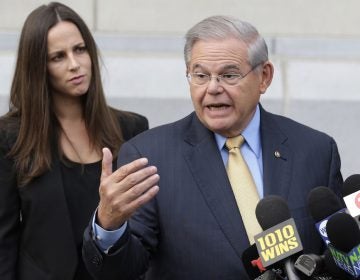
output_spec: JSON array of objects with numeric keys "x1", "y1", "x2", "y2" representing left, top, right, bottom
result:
[{"x1": 274, "y1": 150, "x2": 281, "y2": 158}]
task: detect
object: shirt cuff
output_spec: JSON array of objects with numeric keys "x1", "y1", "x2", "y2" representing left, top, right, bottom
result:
[{"x1": 91, "y1": 210, "x2": 127, "y2": 253}]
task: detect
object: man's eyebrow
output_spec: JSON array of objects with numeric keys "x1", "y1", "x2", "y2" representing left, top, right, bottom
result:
[
  {"x1": 192, "y1": 63, "x2": 204, "y2": 69},
  {"x1": 222, "y1": 64, "x2": 241, "y2": 71},
  {"x1": 190, "y1": 64, "x2": 243, "y2": 72}
]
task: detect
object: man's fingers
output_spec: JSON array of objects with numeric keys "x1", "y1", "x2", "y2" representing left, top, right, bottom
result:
[
  {"x1": 97, "y1": 174, "x2": 160, "y2": 230},
  {"x1": 111, "y1": 184, "x2": 160, "y2": 224},
  {"x1": 125, "y1": 173, "x2": 160, "y2": 201},
  {"x1": 125, "y1": 185, "x2": 160, "y2": 213},
  {"x1": 97, "y1": 154, "x2": 159, "y2": 229},
  {"x1": 101, "y1": 147, "x2": 113, "y2": 180},
  {"x1": 112, "y1": 157, "x2": 149, "y2": 182}
]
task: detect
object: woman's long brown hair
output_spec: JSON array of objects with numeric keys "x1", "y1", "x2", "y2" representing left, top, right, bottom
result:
[{"x1": 8, "y1": 2, "x2": 123, "y2": 186}]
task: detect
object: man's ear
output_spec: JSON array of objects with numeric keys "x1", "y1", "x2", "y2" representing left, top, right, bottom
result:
[{"x1": 259, "y1": 61, "x2": 274, "y2": 94}]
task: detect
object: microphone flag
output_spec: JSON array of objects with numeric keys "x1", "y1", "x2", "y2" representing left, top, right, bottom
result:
[
  {"x1": 254, "y1": 218, "x2": 303, "y2": 267},
  {"x1": 328, "y1": 243, "x2": 360, "y2": 277},
  {"x1": 343, "y1": 190, "x2": 360, "y2": 217}
]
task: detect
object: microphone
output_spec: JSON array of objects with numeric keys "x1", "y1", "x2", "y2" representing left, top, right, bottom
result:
[
  {"x1": 323, "y1": 248, "x2": 355, "y2": 279},
  {"x1": 254, "y1": 195, "x2": 303, "y2": 280},
  {"x1": 342, "y1": 174, "x2": 360, "y2": 224},
  {"x1": 242, "y1": 243, "x2": 287, "y2": 279},
  {"x1": 242, "y1": 244, "x2": 264, "y2": 279},
  {"x1": 294, "y1": 253, "x2": 324, "y2": 276},
  {"x1": 294, "y1": 250, "x2": 351, "y2": 279},
  {"x1": 307, "y1": 186, "x2": 346, "y2": 245},
  {"x1": 326, "y1": 212, "x2": 360, "y2": 278}
]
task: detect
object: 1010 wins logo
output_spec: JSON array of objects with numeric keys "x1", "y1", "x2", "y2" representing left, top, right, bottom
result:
[{"x1": 254, "y1": 218, "x2": 303, "y2": 267}]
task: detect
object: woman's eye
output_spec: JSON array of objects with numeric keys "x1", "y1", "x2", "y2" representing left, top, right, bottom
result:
[
  {"x1": 75, "y1": 46, "x2": 87, "y2": 53},
  {"x1": 50, "y1": 53, "x2": 64, "y2": 62}
]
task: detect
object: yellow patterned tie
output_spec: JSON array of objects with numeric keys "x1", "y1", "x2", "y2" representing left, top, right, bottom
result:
[{"x1": 225, "y1": 135, "x2": 262, "y2": 244}]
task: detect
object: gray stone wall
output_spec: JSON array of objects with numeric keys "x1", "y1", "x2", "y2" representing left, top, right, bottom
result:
[{"x1": 0, "y1": 0, "x2": 359, "y2": 178}]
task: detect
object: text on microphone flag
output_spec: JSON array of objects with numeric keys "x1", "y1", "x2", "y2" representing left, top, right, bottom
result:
[{"x1": 254, "y1": 218, "x2": 303, "y2": 267}]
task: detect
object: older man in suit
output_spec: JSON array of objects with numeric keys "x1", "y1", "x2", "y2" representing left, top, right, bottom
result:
[{"x1": 82, "y1": 16, "x2": 342, "y2": 279}]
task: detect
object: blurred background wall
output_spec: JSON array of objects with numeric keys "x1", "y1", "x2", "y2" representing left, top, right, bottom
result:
[{"x1": 0, "y1": 0, "x2": 359, "y2": 178}]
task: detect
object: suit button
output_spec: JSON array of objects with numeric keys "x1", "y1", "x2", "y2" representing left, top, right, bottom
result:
[{"x1": 91, "y1": 255, "x2": 102, "y2": 266}]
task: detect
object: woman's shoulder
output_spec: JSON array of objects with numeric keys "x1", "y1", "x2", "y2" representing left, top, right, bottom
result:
[
  {"x1": 110, "y1": 108, "x2": 149, "y2": 141},
  {"x1": 0, "y1": 114, "x2": 19, "y2": 149}
]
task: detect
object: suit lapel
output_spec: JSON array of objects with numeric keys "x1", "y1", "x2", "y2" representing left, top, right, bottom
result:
[
  {"x1": 260, "y1": 106, "x2": 293, "y2": 199},
  {"x1": 182, "y1": 114, "x2": 250, "y2": 260}
]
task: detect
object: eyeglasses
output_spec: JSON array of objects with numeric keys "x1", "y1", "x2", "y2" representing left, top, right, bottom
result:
[{"x1": 186, "y1": 63, "x2": 263, "y2": 87}]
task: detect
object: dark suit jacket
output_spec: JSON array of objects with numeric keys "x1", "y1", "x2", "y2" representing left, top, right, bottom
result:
[
  {"x1": 83, "y1": 105, "x2": 342, "y2": 280},
  {"x1": 0, "y1": 110, "x2": 148, "y2": 280}
]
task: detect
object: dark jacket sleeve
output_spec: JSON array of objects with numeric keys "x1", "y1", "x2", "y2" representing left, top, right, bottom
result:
[
  {"x1": 0, "y1": 121, "x2": 20, "y2": 280},
  {"x1": 327, "y1": 137, "x2": 343, "y2": 197}
]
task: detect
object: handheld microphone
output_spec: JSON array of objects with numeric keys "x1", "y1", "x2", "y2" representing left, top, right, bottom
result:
[
  {"x1": 294, "y1": 250, "x2": 356, "y2": 279},
  {"x1": 294, "y1": 253, "x2": 324, "y2": 276},
  {"x1": 342, "y1": 174, "x2": 360, "y2": 223},
  {"x1": 307, "y1": 186, "x2": 346, "y2": 245},
  {"x1": 254, "y1": 195, "x2": 303, "y2": 280},
  {"x1": 326, "y1": 212, "x2": 360, "y2": 278}
]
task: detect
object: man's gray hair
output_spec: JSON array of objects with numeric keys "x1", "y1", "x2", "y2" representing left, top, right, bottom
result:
[{"x1": 184, "y1": 15, "x2": 268, "y2": 69}]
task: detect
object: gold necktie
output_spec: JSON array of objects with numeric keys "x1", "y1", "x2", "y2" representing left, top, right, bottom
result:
[{"x1": 225, "y1": 135, "x2": 262, "y2": 244}]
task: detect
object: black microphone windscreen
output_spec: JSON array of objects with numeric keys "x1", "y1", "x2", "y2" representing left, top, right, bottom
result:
[
  {"x1": 242, "y1": 244, "x2": 262, "y2": 279},
  {"x1": 342, "y1": 174, "x2": 360, "y2": 197},
  {"x1": 326, "y1": 212, "x2": 360, "y2": 253},
  {"x1": 307, "y1": 186, "x2": 343, "y2": 222},
  {"x1": 255, "y1": 195, "x2": 290, "y2": 230},
  {"x1": 323, "y1": 248, "x2": 354, "y2": 279}
]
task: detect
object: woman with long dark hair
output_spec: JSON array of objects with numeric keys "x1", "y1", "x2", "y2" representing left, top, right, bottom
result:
[{"x1": 0, "y1": 2, "x2": 148, "y2": 279}]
